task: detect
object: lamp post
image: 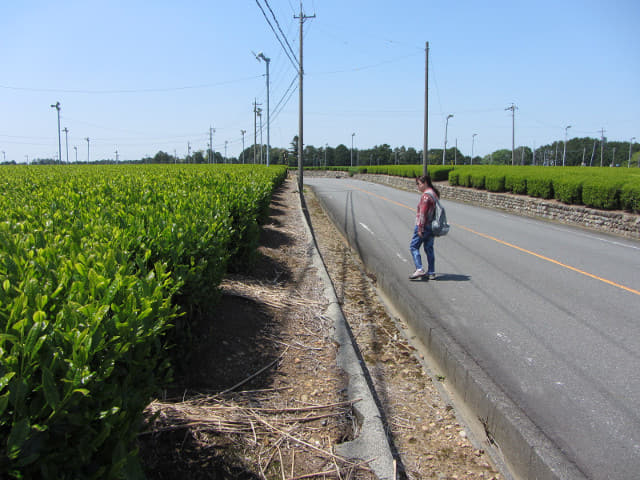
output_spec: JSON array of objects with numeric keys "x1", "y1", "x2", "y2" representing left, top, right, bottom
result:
[
  {"x1": 241, "y1": 130, "x2": 246, "y2": 164},
  {"x1": 63, "y1": 127, "x2": 69, "y2": 164},
  {"x1": 50, "y1": 102, "x2": 61, "y2": 164},
  {"x1": 442, "y1": 114, "x2": 453, "y2": 165},
  {"x1": 471, "y1": 133, "x2": 477, "y2": 165},
  {"x1": 256, "y1": 52, "x2": 271, "y2": 167},
  {"x1": 85, "y1": 137, "x2": 90, "y2": 163},
  {"x1": 629, "y1": 137, "x2": 636, "y2": 168},
  {"x1": 351, "y1": 133, "x2": 355, "y2": 167},
  {"x1": 563, "y1": 125, "x2": 572, "y2": 167}
]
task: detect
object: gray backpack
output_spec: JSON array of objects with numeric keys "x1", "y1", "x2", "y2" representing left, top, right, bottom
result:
[{"x1": 425, "y1": 191, "x2": 450, "y2": 237}]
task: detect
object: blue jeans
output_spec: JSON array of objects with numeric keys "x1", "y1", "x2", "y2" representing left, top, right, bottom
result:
[{"x1": 410, "y1": 226, "x2": 435, "y2": 274}]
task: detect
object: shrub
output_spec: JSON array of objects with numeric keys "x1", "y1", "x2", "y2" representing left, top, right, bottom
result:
[
  {"x1": 469, "y1": 172, "x2": 486, "y2": 189},
  {"x1": 620, "y1": 181, "x2": 640, "y2": 213},
  {"x1": 526, "y1": 175, "x2": 554, "y2": 199},
  {"x1": 505, "y1": 173, "x2": 527, "y2": 194},
  {"x1": 485, "y1": 173, "x2": 506, "y2": 192},
  {"x1": 582, "y1": 178, "x2": 624, "y2": 210},
  {"x1": 553, "y1": 176, "x2": 583, "y2": 204}
]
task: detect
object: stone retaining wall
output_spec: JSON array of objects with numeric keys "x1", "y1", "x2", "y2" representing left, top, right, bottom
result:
[{"x1": 304, "y1": 171, "x2": 640, "y2": 240}]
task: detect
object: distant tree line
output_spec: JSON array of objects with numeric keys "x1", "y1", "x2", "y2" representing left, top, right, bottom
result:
[{"x1": 5, "y1": 137, "x2": 638, "y2": 167}]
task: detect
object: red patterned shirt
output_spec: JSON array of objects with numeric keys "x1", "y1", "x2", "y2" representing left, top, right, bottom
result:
[{"x1": 415, "y1": 188, "x2": 436, "y2": 235}]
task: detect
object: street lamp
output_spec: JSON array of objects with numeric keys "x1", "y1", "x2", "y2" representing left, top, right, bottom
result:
[
  {"x1": 256, "y1": 52, "x2": 271, "y2": 167},
  {"x1": 63, "y1": 127, "x2": 69, "y2": 164},
  {"x1": 50, "y1": 102, "x2": 61, "y2": 164},
  {"x1": 351, "y1": 133, "x2": 355, "y2": 167},
  {"x1": 471, "y1": 133, "x2": 477, "y2": 165},
  {"x1": 563, "y1": 125, "x2": 572, "y2": 167},
  {"x1": 241, "y1": 130, "x2": 246, "y2": 164},
  {"x1": 442, "y1": 114, "x2": 453, "y2": 165},
  {"x1": 629, "y1": 137, "x2": 636, "y2": 168}
]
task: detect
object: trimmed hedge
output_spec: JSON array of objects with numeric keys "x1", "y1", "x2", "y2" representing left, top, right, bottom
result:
[{"x1": 0, "y1": 164, "x2": 287, "y2": 479}]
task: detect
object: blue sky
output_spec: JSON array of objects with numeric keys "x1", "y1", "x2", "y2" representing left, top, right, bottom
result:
[{"x1": 1, "y1": 0, "x2": 638, "y2": 163}]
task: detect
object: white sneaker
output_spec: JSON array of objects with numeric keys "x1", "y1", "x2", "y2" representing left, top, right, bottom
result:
[{"x1": 409, "y1": 268, "x2": 425, "y2": 279}]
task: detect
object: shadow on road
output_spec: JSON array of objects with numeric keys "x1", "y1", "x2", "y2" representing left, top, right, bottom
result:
[{"x1": 433, "y1": 273, "x2": 471, "y2": 282}]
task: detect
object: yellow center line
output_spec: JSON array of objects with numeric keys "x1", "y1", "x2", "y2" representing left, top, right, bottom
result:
[{"x1": 347, "y1": 183, "x2": 640, "y2": 297}]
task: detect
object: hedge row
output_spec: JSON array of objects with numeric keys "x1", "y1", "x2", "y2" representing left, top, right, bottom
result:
[
  {"x1": 305, "y1": 165, "x2": 454, "y2": 182},
  {"x1": 0, "y1": 164, "x2": 287, "y2": 479},
  {"x1": 448, "y1": 166, "x2": 640, "y2": 212}
]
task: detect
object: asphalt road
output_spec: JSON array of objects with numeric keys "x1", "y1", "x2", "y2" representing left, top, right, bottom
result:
[{"x1": 304, "y1": 177, "x2": 640, "y2": 480}]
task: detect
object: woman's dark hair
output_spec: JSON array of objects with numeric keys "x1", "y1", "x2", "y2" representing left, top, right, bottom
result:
[{"x1": 416, "y1": 174, "x2": 440, "y2": 198}]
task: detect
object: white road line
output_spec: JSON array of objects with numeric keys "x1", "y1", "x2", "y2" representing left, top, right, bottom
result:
[{"x1": 359, "y1": 222, "x2": 375, "y2": 236}]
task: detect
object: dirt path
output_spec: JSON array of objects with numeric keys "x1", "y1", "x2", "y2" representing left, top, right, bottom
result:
[{"x1": 139, "y1": 175, "x2": 502, "y2": 480}]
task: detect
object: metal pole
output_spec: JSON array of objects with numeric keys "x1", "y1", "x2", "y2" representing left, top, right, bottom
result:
[
  {"x1": 51, "y1": 102, "x2": 61, "y2": 164},
  {"x1": 442, "y1": 114, "x2": 453, "y2": 165},
  {"x1": 265, "y1": 56, "x2": 270, "y2": 167},
  {"x1": 423, "y1": 41, "x2": 429, "y2": 175},
  {"x1": 63, "y1": 127, "x2": 69, "y2": 164},
  {"x1": 471, "y1": 133, "x2": 477, "y2": 165},
  {"x1": 563, "y1": 125, "x2": 571, "y2": 166},
  {"x1": 241, "y1": 130, "x2": 246, "y2": 164},
  {"x1": 628, "y1": 137, "x2": 636, "y2": 168},
  {"x1": 85, "y1": 137, "x2": 90, "y2": 163},
  {"x1": 351, "y1": 133, "x2": 355, "y2": 167}
]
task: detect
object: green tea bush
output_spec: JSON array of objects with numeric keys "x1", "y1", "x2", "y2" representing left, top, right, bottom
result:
[
  {"x1": 469, "y1": 171, "x2": 486, "y2": 189},
  {"x1": 485, "y1": 172, "x2": 506, "y2": 192},
  {"x1": 504, "y1": 172, "x2": 527, "y2": 194},
  {"x1": 620, "y1": 181, "x2": 640, "y2": 213},
  {"x1": 0, "y1": 164, "x2": 287, "y2": 479},
  {"x1": 582, "y1": 178, "x2": 624, "y2": 210},
  {"x1": 526, "y1": 174, "x2": 554, "y2": 199},
  {"x1": 553, "y1": 176, "x2": 584, "y2": 204}
]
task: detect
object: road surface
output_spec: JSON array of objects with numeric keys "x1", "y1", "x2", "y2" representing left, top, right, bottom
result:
[{"x1": 305, "y1": 177, "x2": 640, "y2": 480}]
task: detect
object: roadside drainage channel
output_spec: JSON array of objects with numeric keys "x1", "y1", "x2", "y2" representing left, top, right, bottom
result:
[{"x1": 299, "y1": 190, "x2": 396, "y2": 480}]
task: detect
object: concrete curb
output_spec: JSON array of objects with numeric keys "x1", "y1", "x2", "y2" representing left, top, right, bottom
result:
[{"x1": 298, "y1": 189, "x2": 396, "y2": 480}]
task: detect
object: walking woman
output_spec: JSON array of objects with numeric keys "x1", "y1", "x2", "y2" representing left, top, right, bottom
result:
[{"x1": 409, "y1": 174, "x2": 439, "y2": 280}]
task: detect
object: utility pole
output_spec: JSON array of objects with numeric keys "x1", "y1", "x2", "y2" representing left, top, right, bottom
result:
[
  {"x1": 253, "y1": 100, "x2": 261, "y2": 163},
  {"x1": 600, "y1": 129, "x2": 605, "y2": 167},
  {"x1": 187, "y1": 142, "x2": 191, "y2": 163},
  {"x1": 258, "y1": 110, "x2": 263, "y2": 163},
  {"x1": 51, "y1": 102, "x2": 61, "y2": 164},
  {"x1": 611, "y1": 147, "x2": 616, "y2": 167},
  {"x1": 241, "y1": 130, "x2": 246, "y2": 164},
  {"x1": 471, "y1": 133, "x2": 477, "y2": 165},
  {"x1": 63, "y1": 127, "x2": 69, "y2": 164},
  {"x1": 209, "y1": 126, "x2": 214, "y2": 164},
  {"x1": 628, "y1": 137, "x2": 635, "y2": 168},
  {"x1": 85, "y1": 137, "x2": 90, "y2": 163},
  {"x1": 505, "y1": 103, "x2": 517, "y2": 165},
  {"x1": 295, "y1": 1, "x2": 315, "y2": 191},
  {"x1": 423, "y1": 41, "x2": 429, "y2": 175}
]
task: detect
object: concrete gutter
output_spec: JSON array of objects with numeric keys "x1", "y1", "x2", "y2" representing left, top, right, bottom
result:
[{"x1": 299, "y1": 190, "x2": 396, "y2": 480}]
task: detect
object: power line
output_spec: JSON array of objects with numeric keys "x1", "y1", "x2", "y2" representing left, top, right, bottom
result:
[
  {"x1": 0, "y1": 75, "x2": 262, "y2": 95},
  {"x1": 255, "y1": 0, "x2": 300, "y2": 71},
  {"x1": 263, "y1": 0, "x2": 299, "y2": 67}
]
